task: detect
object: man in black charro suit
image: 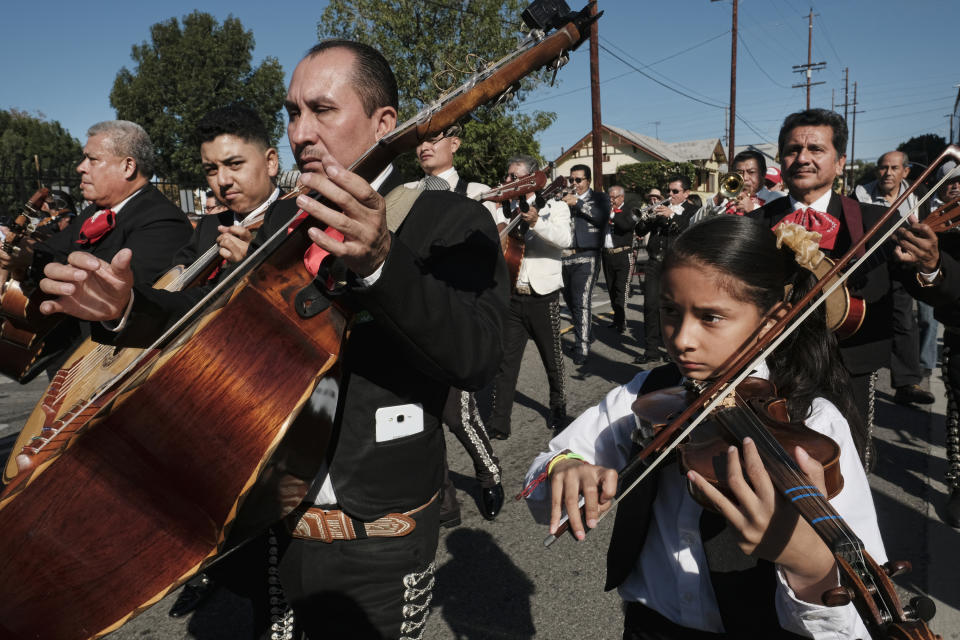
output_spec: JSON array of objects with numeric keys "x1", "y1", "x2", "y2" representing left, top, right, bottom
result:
[
  {"x1": 632, "y1": 174, "x2": 696, "y2": 366},
  {"x1": 37, "y1": 40, "x2": 507, "y2": 640},
  {"x1": 0, "y1": 119, "x2": 192, "y2": 380}
]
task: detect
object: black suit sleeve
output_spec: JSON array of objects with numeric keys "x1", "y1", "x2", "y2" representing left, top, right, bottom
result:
[{"x1": 346, "y1": 191, "x2": 508, "y2": 390}]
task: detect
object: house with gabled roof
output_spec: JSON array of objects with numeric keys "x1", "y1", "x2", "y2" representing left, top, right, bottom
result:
[{"x1": 551, "y1": 124, "x2": 728, "y2": 196}]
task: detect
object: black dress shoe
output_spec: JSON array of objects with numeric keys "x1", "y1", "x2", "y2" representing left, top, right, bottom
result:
[
  {"x1": 893, "y1": 384, "x2": 935, "y2": 405},
  {"x1": 946, "y1": 487, "x2": 960, "y2": 528},
  {"x1": 548, "y1": 405, "x2": 569, "y2": 431},
  {"x1": 607, "y1": 322, "x2": 624, "y2": 333},
  {"x1": 633, "y1": 353, "x2": 658, "y2": 365},
  {"x1": 487, "y1": 429, "x2": 510, "y2": 441},
  {"x1": 572, "y1": 353, "x2": 587, "y2": 366},
  {"x1": 169, "y1": 573, "x2": 214, "y2": 618},
  {"x1": 480, "y1": 484, "x2": 505, "y2": 520}
]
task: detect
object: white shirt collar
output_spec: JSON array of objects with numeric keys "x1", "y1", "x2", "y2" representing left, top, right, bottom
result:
[
  {"x1": 105, "y1": 185, "x2": 147, "y2": 213},
  {"x1": 789, "y1": 190, "x2": 833, "y2": 213},
  {"x1": 236, "y1": 187, "x2": 281, "y2": 223}
]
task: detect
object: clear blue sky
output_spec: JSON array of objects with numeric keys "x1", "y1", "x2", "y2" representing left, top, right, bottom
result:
[{"x1": 2, "y1": 0, "x2": 957, "y2": 174}]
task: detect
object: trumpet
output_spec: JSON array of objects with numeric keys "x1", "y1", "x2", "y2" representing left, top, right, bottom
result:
[
  {"x1": 717, "y1": 171, "x2": 744, "y2": 200},
  {"x1": 633, "y1": 195, "x2": 673, "y2": 222}
]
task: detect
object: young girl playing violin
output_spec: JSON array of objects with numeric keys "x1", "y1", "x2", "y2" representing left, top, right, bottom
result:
[{"x1": 524, "y1": 215, "x2": 886, "y2": 639}]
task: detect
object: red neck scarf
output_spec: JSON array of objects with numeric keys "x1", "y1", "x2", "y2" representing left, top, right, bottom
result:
[{"x1": 77, "y1": 209, "x2": 116, "y2": 245}]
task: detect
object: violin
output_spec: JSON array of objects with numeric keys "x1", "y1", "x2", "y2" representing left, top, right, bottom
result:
[
  {"x1": 542, "y1": 148, "x2": 960, "y2": 638},
  {"x1": 631, "y1": 376, "x2": 844, "y2": 505}
]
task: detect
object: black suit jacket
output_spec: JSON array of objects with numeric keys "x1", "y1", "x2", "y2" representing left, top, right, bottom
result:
[
  {"x1": 636, "y1": 201, "x2": 696, "y2": 262},
  {"x1": 749, "y1": 192, "x2": 897, "y2": 374},
  {"x1": 99, "y1": 168, "x2": 508, "y2": 520},
  {"x1": 32, "y1": 184, "x2": 193, "y2": 287},
  {"x1": 606, "y1": 206, "x2": 637, "y2": 249},
  {"x1": 569, "y1": 189, "x2": 610, "y2": 250},
  {"x1": 172, "y1": 210, "x2": 237, "y2": 267},
  {"x1": 29, "y1": 184, "x2": 192, "y2": 369}
]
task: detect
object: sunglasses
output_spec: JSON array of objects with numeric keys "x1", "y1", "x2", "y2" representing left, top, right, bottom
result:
[
  {"x1": 668, "y1": 189, "x2": 682, "y2": 194},
  {"x1": 567, "y1": 177, "x2": 586, "y2": 184}
]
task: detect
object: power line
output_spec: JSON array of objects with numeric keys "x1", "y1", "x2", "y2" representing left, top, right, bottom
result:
[
  {"x1": 598, "y1": 42, "x2": 774, "y2": 143},
  {"x1": 738, "y1": 33, "x2": 790, "y2": 89}
]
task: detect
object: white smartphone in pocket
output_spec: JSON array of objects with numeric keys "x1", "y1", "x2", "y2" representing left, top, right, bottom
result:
[{"x1": 375, "y1": 404, "x2": 425, "y2": 442}]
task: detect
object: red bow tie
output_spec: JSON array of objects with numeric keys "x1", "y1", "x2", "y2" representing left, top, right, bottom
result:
[
  {"x1": 77, "y1": 209, "x2": 116, "y2": 245},
  {"x1": 778, "y1": 207, "x2": 840, "y2": 250}
]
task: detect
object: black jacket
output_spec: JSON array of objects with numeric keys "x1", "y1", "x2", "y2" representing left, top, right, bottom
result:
[
  {"x1": 98, "y1": 172, "x2": 509, "y2": 520},
  {"x1": 636, "y1": 201, "x2": 696, "y2": 262},
  {"x1": 749, "y1": 193, "x2": 899, "y2": 375},
  {"x1": 568, "y1": 189, "x2": 610, "y2": 250}
]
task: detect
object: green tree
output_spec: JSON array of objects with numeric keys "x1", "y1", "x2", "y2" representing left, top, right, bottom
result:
[
  {"x1": 615, "y1": 161, "x2": 697, "y2": 197},
  {"x1": 317, "y1": 0, "x2": 557, "y2": 185},
  {"x1": 110, "y1": 11, "x2": 286, "y2": 184},
  {"x1": 897, "y1": 134, "x2": 947, "y2": 168},
  {"x1": 0, "y1": 109, "x2": 82, "y2": 216}
]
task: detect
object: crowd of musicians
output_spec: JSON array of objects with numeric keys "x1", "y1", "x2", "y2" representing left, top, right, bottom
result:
[{"x1": 1, "y1": 37, "x2": 959, "y2": 640}]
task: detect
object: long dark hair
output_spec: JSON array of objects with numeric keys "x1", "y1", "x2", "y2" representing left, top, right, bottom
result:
[{"x1": 662, "y1": 215, "x2": 865, "y2": 455}]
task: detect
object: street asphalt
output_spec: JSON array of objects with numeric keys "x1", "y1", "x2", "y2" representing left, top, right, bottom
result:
[{"x1": 0, "y1": 285, "x2": 957, "y2": 639}]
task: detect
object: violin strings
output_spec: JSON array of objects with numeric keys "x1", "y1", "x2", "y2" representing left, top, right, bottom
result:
[{"x1": 727, "y1": 396, "x2": 894, "y2": 620}]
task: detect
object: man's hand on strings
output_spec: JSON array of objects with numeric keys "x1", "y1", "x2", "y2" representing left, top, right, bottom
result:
[
  {"x1": 296, "y1": 154, "x2": 390, "y2": 278},
  {"x1": 894, "y1": 215, "x2": 940, "y2": 273},
  {"x1": 549, "y1": 459, "x2": 618, "y2": 541},
  {"x1": 38, "y1": 249, "x2": 134, "y2": 321},
  {"x1": 216, "y1": 225, "x2": 253, "y2": 264}
]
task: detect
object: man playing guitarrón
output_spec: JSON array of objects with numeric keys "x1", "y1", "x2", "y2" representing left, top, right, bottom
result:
[{"x1": 37, "y1": 40, "x2": 508, "y2": 640}]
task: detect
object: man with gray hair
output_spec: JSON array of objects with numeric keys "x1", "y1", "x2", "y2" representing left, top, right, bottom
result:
[
  {"x1": 855, "y1": 150, "x2": 935, "y2": 406},
  {"x1": 600, "y1": 185, "x2": 634, "y2": 333},
  {"x1": 488, "y1": 153, "x2": 572, "y2": 438},
  {"x1": 0, "y1": 119, "x2": 192, "y2": 378}
]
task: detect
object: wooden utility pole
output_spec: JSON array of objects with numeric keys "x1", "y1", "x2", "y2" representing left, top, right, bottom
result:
[
  {"x1": 849, "y1": 81, "x2": 864, "y2": 187},
  {"x1": 792, "y1": 9, "x2": 825, "y2": 108},
  {"x1": 589, "y1": 1, "x2": 603, "y2": 190},
  {"x1": 712, "y1": 0, "x2": 737, "y2": 167}
]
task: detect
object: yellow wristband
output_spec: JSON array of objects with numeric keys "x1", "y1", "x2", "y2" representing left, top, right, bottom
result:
[{"x1": 547, "y1": 451, "x2": 586, "y2": 476}]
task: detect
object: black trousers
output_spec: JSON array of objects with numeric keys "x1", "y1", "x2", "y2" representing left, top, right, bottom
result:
[
  {"x1": 889, "y1": 280, "x2": 923, "y2": 388},
  {"x1": 602, "y1": 248, "x2": 633, "y2": 330},
  {"x1": 489, "y1": 290, "x2": 565, "y2": 436},
  {"x1": 284, "y1": 499, "x2": 440, "y2": 640},
  {"x1": 214, "y1": 500, "x2": 440, "y2": 640},
  {"x1": 562, "y1": 251, "x2": 600, "y2": 357},
  {"x1": 638, "y1": 259, "x2": 664, "y2": 357},
  {"x1": 441, "y1": 389, "x2": 500, "y2": 487},
  {"x1": 623, "y1": 602, "x2": 723, "y2": 640},
  {"x1": 942, "y1": 331, "x2": 960, "y2": 489}
]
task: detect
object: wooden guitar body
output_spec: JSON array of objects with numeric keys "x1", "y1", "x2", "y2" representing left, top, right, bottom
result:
[
  {"x1": 503, "y1": 232, "x2": 525, "y2": 289},
  {"x1": 0, "y1": 9, "x2": 596, "y2": 637},
  {"x1": 0, "y1": 227, "x2": 346, "y2": 639},
  {"x1": 3, "y1": 267, "x2": 189, "y2": 484},
  {"x1": 0, "y1": 276, "x2": 65, "y2": 383}
]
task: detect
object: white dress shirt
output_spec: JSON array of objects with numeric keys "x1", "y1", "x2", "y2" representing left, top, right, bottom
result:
[{"x1": 525, "y1": 362, "x2": 887, "y2": 638}]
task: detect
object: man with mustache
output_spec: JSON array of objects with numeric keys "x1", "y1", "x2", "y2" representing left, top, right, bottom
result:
[
  {"x1": 749, "y1": 109, "x2": 907, "y2": 471},
  {"x1": 36, "y1": 40, "x2": 508, "y2": 639}
]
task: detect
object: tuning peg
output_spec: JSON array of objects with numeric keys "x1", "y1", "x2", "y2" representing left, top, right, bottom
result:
[
  {"x1": 882, "y1": 560, "x2": 911, "y2": 577},
  {"x1": 549, "y1": 53, "x2": 569, "y2": 86},
  {"x1": 905, "y1": 596, "x2": 937, "y2": 622},
  {"x1": 821, "y1": 586, "x2": 854, "y2": 607}
]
